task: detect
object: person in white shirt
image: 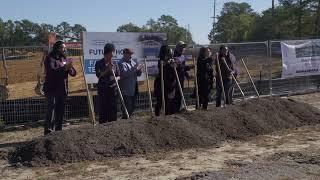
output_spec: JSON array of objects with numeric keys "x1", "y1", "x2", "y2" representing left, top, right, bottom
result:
[{"x1": 118, "y1": 48, "x2": 144, "y2": 119}]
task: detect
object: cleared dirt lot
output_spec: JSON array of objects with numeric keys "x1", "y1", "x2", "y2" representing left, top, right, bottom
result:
[{"x1": 0, "y1": 93, "x2": 320, "y2": 179}]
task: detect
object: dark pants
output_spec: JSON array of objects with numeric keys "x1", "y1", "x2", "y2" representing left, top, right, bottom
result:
[
  {"x1": 44, "y1": 96, "x2": 66, "y2": 135},
  {"x1": 198, "y1": 81, "x2": 212, "y2": 110},
  {"x1": 122, "y1": 95, "x2": 136, "y2": 119},
  {"x1": 216, "y1": 78, "x2": 232, "y2": 107},
  {"x1": 155, "y1": 95, "x2": 176, "y2": 116},
  {"x1": 174, "y1": 78, "x2": 184, "y2": 113},
  {"x1": 229, "y1": 86, "x2": 235, "y2": 104},
  {"x1": 98, "y1": 90, "x2": 117, "y2": 124}
]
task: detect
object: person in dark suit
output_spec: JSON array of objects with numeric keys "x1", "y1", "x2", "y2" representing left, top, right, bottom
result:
[
  {"x1": 196, "y1": 47, "x2": 214, "y2": 110},
  {"x1": 43, "y1": 40, "x2": 76, "y2": 135},
  {"x1": 95, "y1": 43, "x2": 120, "y2": 123},
  {"x1": 154, "y1": 45, "x2": 178, "y2": 116}
]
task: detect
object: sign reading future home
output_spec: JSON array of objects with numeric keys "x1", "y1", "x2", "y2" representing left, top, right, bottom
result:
[{"x1": 82, "y1": 32, "x2": 167, "y2": 83}]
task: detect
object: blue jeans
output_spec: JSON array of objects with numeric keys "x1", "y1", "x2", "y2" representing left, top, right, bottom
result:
[{"x1": 216, "y1": 78, "x2": 232, "y2": 107}]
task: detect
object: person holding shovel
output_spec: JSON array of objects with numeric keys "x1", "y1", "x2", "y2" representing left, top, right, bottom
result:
[
  {"x1": 118, "y1": 48, "x2": 144, "y2": 119},
  {"x1": 154, "y1": 45, "x2": 177, "y2": 116},
  {"x1": 95, "y1": 43, "x2": 120, "y2": 124},
  {"x1": 173, "y1": 41, "x2": 194, "y2": 112},
  {"x1": 43, "y1": 40, "x2": 76, "y2": 135},
  {"x1": 215, "y1": 45, "x2": 234, "y2": 107},
  {"x1": 228, "y1": 48, "x2": 240, "y2": 104}
]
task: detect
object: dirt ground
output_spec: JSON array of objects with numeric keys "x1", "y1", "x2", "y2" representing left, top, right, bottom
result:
[{"x1": 0, "y1": 93, "x2": 319, "y2": 179}]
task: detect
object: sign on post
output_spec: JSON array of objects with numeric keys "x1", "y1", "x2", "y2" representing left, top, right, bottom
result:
[
  {"x1": 281, "y1": 39, "x2": 320, "y2": 78},
  {"x1": 82, "y1": 32, "x2": 167, "y2": 83}
]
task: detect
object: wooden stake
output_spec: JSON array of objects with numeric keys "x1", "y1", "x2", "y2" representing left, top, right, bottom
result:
[
  {"x1": 143, "y1": 57, "x2": 153, "y2": 113},
  {"x1": 231, "y1": 74, "x2": 245, "y2": 100},
  {"x1": 173, "y1": 65, "x2": 188, "y2": 110},
  {"x1": 193, "y1": 57, "x2": 200, "y2": 109},
  {"x1": 80, "y1": 32, "x2": 96, "y2": 125},
  {"x1": 215, "y1": 53, "x2": 227, "y2": 107},
  {"x1": 241, "y1": 58, "x2": 260, "y2": 98},
  {"x1": 112, "y1": 69, "x2": 129, "y2": 119},
  {"x1": 160, "y1": 61, "x2": 166, "y2": 116}
]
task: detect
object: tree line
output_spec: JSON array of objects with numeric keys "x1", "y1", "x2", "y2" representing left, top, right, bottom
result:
[
  {"x1": 0, "y1": 15, "x2": 192, "y2": 46},
  {"x1": 116, "y1": 15, "x2": 194, "y2": 45},
  {"x1": 209, "y1": 0, "x2": 320, "y2": 43},
  {"x1": 2, "y1": 0, "x2": 320, "y2": 46},
  {"x1": 0, "y1": 19, "x2": 86, "y2": 46}
]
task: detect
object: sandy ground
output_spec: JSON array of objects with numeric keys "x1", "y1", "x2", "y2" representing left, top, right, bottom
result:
[{"x1": 0, "y1": 93, "x2": 319, "y2": 180}]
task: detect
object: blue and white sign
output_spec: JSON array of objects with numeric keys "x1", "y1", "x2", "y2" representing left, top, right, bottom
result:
[{"x1": 82, "y1": 32, "x2": 166, "y2": 83}]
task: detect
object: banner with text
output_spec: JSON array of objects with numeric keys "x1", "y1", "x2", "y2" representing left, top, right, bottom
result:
[
  {"x1": 82, "y1": 32, "x2": 167, "y2": 83},
  {"x1": 281, "y1": 39, "x2": 320, "y2": 78}
]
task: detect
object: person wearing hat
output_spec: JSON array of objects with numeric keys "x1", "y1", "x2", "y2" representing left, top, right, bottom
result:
[
  {"x1": 173, "y1": 41, "x2": 194, "y2": 112},
  {"x1": 118, "y1": 48, "x2": 144, "y2": 119},
  {"x1": 43, "y1": 40, "x2": 76, "y2": 135},
  {"x1": 95, "y1": 43, "x2": 120, "y2": 123}
]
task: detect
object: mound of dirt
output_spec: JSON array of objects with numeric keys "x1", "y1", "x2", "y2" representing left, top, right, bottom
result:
[{"x1": 10, "y1": 97, "x2": 320, "y2": 166}]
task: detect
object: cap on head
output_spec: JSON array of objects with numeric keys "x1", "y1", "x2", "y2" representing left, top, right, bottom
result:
[
  {"x1": 123, "y1": 48, "x2": 134, "y2": 55},
  {"x1": 104, "y1": 43, "x2": 115, "y2": 55},
  {"x1": 176, "y1": 41, "x2": 187, "y2": 49}
]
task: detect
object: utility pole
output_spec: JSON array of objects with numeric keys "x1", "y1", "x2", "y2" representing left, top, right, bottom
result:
[
  {"x1": 187, "y1": 24, "x2": 190, "y2": 43},
  {"x1": 272, "y1": 0, "x2": 275, "y2": 17},
  {"x1": 298, "y1": 0, "x2": 302, "y2": 37},
  {"x1": 316, "y1": 0, "x2": 320, "y2": 37},
  {"x1": 210, "y1": 0, "x2": 217, "y2": 43},
  {"x1": 213, "y1": 0, "x2": 216, "y2": 25}
]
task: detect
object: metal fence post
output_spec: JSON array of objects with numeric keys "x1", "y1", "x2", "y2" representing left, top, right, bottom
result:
[
  {"x1": 2, "y1": 48, "x2": 8, "y2": 86},
  {"x1": 268, "y1": 40, "x2": 273, "y2": 96}
]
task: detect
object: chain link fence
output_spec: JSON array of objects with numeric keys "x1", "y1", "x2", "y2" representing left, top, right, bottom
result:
[{"x1": 0, "y1": 40, "x2": 320, "y2": 126}]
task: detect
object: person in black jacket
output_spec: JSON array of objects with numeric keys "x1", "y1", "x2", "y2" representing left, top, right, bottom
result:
[
  {"x1": 95, "y1": 43, "x2": 120, "y2": 123},
  {"x1": 215, "y1": 45, "x2": 234, "y2": 107},
  {"x1": 43, "y1": 40, "x2": 76, "y2": 135},
  {"x1": 154, "y1": 45, "x2": 177, "y2": 116},
  {"x1": 196, "y1": 47, "x2": 214, "y2": 110}
]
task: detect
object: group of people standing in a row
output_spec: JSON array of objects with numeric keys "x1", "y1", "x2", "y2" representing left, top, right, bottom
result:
[
  {"x1": 42, "y1": 40, "x2": 239, "y2": 135},
  {"x1": 154, "y1": 42, "x2": 239, "y2": 116}
]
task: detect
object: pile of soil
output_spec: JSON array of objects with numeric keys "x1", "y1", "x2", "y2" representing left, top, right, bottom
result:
[{"x1": 10, "y1": 97, "x2": 320, "y2": 166}]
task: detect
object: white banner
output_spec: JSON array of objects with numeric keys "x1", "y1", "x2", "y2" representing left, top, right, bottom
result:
[
  {"x1": 82, "y1": 32, "x2": 167, "y2": 83},
  {"x1": 281, "y1": 39, "x2": 320, "y2": 78}
]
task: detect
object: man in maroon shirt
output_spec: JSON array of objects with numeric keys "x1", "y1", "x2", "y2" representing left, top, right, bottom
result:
[{"x1": 43, "y1": 41, "x2": 76, "y2": 135}]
